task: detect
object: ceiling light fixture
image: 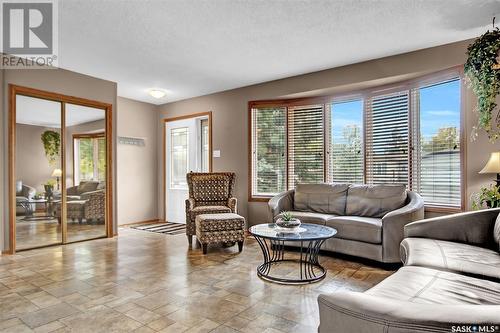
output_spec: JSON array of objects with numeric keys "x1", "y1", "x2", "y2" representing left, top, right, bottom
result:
[{"x1": 149, "y1": 89, "x2": 166, "y2": 99}]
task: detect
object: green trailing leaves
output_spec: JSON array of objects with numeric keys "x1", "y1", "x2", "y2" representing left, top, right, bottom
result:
[
  {"x1": 464, "y1": 28, "x2": 500, "y2": 141},
  {"x1": 41, "y1": 130, "x2": 60, "y2": 166}
]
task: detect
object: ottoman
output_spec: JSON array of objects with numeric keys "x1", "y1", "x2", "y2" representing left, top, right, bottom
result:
[{"x1": 195, "y1": 213, "x2": 245, "y2": 254}]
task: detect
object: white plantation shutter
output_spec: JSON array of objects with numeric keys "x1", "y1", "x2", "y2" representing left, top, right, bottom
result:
[
  {"x1": 326, "y1": 100, "x2": 364, "y2": 183},
  {"x1": 287, "y1": 105, "x2": 325, "y2": 189},
  {"x1": 365, "y1": 91, "x2": 410, "y2": 186},
  {"x1": 251, "y1": 107, "x2": 286, "y2": 196},
  {"x1": 411, "y1": 79, "x2": 461, "y2": 207}
]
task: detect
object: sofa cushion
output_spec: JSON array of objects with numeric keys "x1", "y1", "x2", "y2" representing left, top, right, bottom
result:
[
  {"x1": 367, "y1": 266, "x2": 500, "y2": 305},
  {"x1": 77, "y1": 181, "x2": 99, "y2": 195},
  {"x1": 326, "y1": 216, "x2": 382, "y2": 244},
  {"x1": 275, "y1": 211, "x2": 332, "y2": 226},
  {"x1": 294, "y1": 183, "x2": 349, "y2": 215},
  {"x1": 401, "y1": 238, "x2": 500, "y2": 282},
  {"x1": 494, "y1": 213, "x2": 500, "y2": 251},
  {"x1": 97, "y1": 181, "x2": 106, "y2": 190},
  {"x1": 345, "y1": 184, "x2": 407, "y2": 218}
]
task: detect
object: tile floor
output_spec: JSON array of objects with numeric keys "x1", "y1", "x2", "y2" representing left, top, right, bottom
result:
[{"x1": 0, "y1": 227, "x2": 393, "y2": 332}]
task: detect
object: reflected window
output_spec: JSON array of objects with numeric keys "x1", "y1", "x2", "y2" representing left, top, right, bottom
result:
[{"x1": 74, "y1": 134, "x2": 106, "y2": 183}]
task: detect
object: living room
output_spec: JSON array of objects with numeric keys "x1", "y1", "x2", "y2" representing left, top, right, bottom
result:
[{"x1": 1, "y1": 1, "x2": 500, "y2": 332}]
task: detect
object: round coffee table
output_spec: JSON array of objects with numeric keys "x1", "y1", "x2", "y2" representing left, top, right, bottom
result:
[{"x1": 249, "y1": 223, "x2": 337, "y2": 285}]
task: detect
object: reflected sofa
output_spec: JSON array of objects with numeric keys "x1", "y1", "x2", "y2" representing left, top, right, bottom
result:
[
  {"x1": 15, "y1": 180, "x2": 36, "y2": 215},
  {"x1": 268, "y1": 183, "x2": 424, "y2": 263},
  {"x1": 318, "y1": 208, "x2": 500, "y2": 332},
  {"x1": 185, "y1": 172, "x2": 237, "y2": 245}
]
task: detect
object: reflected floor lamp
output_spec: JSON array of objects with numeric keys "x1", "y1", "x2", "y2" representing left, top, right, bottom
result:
[{"x1": 479, "y1": 152, "x2": 500, "y2": 186}]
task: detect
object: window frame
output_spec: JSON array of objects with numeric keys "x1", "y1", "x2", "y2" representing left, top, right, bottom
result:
[
  {"x1": 248, "y1": 67, "x2": 465, "y2": 211},
  {"x1": 72, "y1": 132, "x2": 105, "y2": 185}
]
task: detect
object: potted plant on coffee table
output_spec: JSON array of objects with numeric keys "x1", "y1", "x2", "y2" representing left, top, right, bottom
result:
[{"x1": 276, "y1": 211, "x2": 301, "y2": 229}]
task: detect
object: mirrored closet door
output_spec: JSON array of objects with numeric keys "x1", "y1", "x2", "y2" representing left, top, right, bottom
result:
[
  {"x1": 15, "y1": 95, "x2": 63, "y2": 250},
  {"x1": 10, "y1": 85, "x2": 112, "y2": 253}
]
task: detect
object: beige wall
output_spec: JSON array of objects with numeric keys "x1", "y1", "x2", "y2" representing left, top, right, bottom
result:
[
  {"x1": 117, "y1": 97, "x2": 158, "y2": 225},
  {"x1": 1, "y1": 68, "x2": 117, "y2": 252},
  {"x1": 157, "y1": 39, "x2": 500, "y2": 226},
  {"x1": 16, "y1": 124, "x2": 61, "y2": 193}
]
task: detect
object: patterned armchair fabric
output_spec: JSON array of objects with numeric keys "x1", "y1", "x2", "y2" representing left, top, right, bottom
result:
[
  {"x1": 185, "y1": 172, "x2": 237, "y2": 244},
  {"x1": 82, "y1": 190, "x2": 105, "y2": 223},
  {"x1": 53, "y1": 189, "x2": 105, "y2": 224}
]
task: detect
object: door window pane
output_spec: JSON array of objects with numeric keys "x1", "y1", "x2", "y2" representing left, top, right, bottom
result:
[{"x1": 171, "y1": 127, "x2": 189, "y2": 188}]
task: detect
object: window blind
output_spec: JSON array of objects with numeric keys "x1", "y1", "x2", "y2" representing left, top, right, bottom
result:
[
  {"x1": 251, "y1": 107, "x2": 286, "y2": 196},
  {"x1": 327, "y1": 100, "x2": 364, "y2": 183},
  {"x1": 287, "y1": 105, "x2": 324, "y2": 189},
  {"x1": 365, "y1": 91, "x2": 409, "y2": 186},
  {"x1": 411, "y1": 79, "x2": 461, "y2": 206}
]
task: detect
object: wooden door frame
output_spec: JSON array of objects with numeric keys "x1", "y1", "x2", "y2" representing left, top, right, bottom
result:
[
  {"x1": 162, "y1": 112, "x2": 213, "y2": 221},
  {"x1": 7, "y1": 84, "x2": 114, "y2": 254}
]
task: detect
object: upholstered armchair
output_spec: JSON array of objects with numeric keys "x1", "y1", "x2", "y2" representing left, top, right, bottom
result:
[
  {"x1": 82, "y1": 190, "x2": 105, "y2": 223},
  {"x1": 185, "y1": 172, "x2": 237, "y2": 245}
]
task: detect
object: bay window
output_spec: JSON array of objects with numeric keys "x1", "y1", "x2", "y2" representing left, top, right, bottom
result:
[{"x1": 249, "y1": 70, "x2": 463, "y2": 209}]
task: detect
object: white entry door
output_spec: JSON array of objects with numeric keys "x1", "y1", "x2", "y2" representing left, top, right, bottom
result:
[{"x1": 165, "y1": 117, "x2": 209, "y2": 223}]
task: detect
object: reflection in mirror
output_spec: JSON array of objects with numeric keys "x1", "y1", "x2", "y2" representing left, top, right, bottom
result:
[
  {"x1": 64, "y1": 104, "x2": 107, "y2": 242},
  {"x1": 15, "y1": 95, "x2": 62, "y2": 250}
]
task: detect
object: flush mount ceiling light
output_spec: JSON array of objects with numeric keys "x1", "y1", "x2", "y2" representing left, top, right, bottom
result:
[{"x1": 149, "y1": 89, "x2": 166, "y2": 99}]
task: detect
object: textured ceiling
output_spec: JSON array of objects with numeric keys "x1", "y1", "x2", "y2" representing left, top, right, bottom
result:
[{"x1": 58, "y1": 0, "x2": 500, "y2": 105}]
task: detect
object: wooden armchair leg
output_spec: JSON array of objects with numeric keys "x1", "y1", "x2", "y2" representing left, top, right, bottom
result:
[
  {"x1": 202, "y1": 243, "x2": 208, "y2": 254},
  {"x1": 238, "y1": 241, "x2": 244, "y2": 252},
  {"x1": 187, "y1": 235, "x2": 193, "y2": 246}
]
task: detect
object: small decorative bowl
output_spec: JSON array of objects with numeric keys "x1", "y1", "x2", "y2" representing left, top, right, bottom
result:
[{"x1": 276, "y1": 218, "x2": 301, "y2": 229}]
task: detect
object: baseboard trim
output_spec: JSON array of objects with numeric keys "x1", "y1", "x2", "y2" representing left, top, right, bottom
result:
[{"x1": 120, "y1": 218, "x2": 163, "y2": 227}]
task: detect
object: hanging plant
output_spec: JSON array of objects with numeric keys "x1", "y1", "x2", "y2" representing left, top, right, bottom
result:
[
  {"x1": 464, "y1": 27, "x2": 500, "y2": 142},
  {"x1": 41, "y1": 130, "x2": 60, "y2": 166}
]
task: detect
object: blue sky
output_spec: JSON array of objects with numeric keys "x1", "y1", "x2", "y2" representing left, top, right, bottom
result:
[{"x1": 331, "y1": 79, "x2": 460, "y2": 140}]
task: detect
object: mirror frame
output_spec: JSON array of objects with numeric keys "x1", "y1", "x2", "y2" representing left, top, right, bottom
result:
[{"x1": 8, "y1": 84, "x2": 113, "y2": 254}]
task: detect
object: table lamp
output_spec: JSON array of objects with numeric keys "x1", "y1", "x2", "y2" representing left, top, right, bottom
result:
[
  {"x1": 479, "y1": 152, "x2": 500, "y2": 186},
  {"x1": 51, "y1": 168, "x2": 62, "y2": 190}
]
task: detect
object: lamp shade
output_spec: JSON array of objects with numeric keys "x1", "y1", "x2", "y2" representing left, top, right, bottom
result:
[
  {"x1": 51, "y1": 168, "x2": 62, "y2": 177},
  {"x1": 479, "y1": 152, "x2": 500, "y2": 174}
]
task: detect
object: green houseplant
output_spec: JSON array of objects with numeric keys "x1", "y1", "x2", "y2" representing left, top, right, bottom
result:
[
  {"x1": 276, "y1": 211, "x2": 301, "y2": 229},
  {"x1": 464, "y1": 27, "x2": 500, "y2": 142},
  {"x1": 472, "y1": 184, "x2": 500, "y2": 209},
  {"x1": 41, "y1": 130, "x2": 60, "y2": 166}
]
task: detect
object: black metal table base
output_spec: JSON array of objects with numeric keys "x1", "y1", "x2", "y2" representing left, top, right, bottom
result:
[{"x1": 253, "y1": 236, "x2": 327, "y2": 285}]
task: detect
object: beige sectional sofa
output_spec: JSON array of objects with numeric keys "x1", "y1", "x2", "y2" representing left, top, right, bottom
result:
[
  {"x1": 268, "y1": 183, "x2": 425, "y2": 263},
  {"x1": 318, "y1": 208, "x2": 500, "y2": 332}
]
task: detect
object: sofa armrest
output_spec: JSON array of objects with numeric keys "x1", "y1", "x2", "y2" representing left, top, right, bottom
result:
[
  {"x1": 381, "y1": 191, "x2": 424, "y2": 262},
  {"x1": 404, "y1": 208, "x2": 500, "y2": 247},
  {"x1": 228, "y1": 197, "x2": 237, "y2": 213},
  {"x1": 21, "y1": 184, "x2": 36, "y2": 199},
  {"x1": 318, "y1": 292, "x2": 500, "y2": 333},
  {"x1": 66, "y1": 185, "x2": 79, "y2": 196},
  {"x1": 80, "y1": 189, "x2": 104, "y2": 201},
  {"x1": 267, "y1": 190, "x2": 294, "y2": 223},
  {"x1": 185, "y1": 198, "x2": 195, "y2": 212}
]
